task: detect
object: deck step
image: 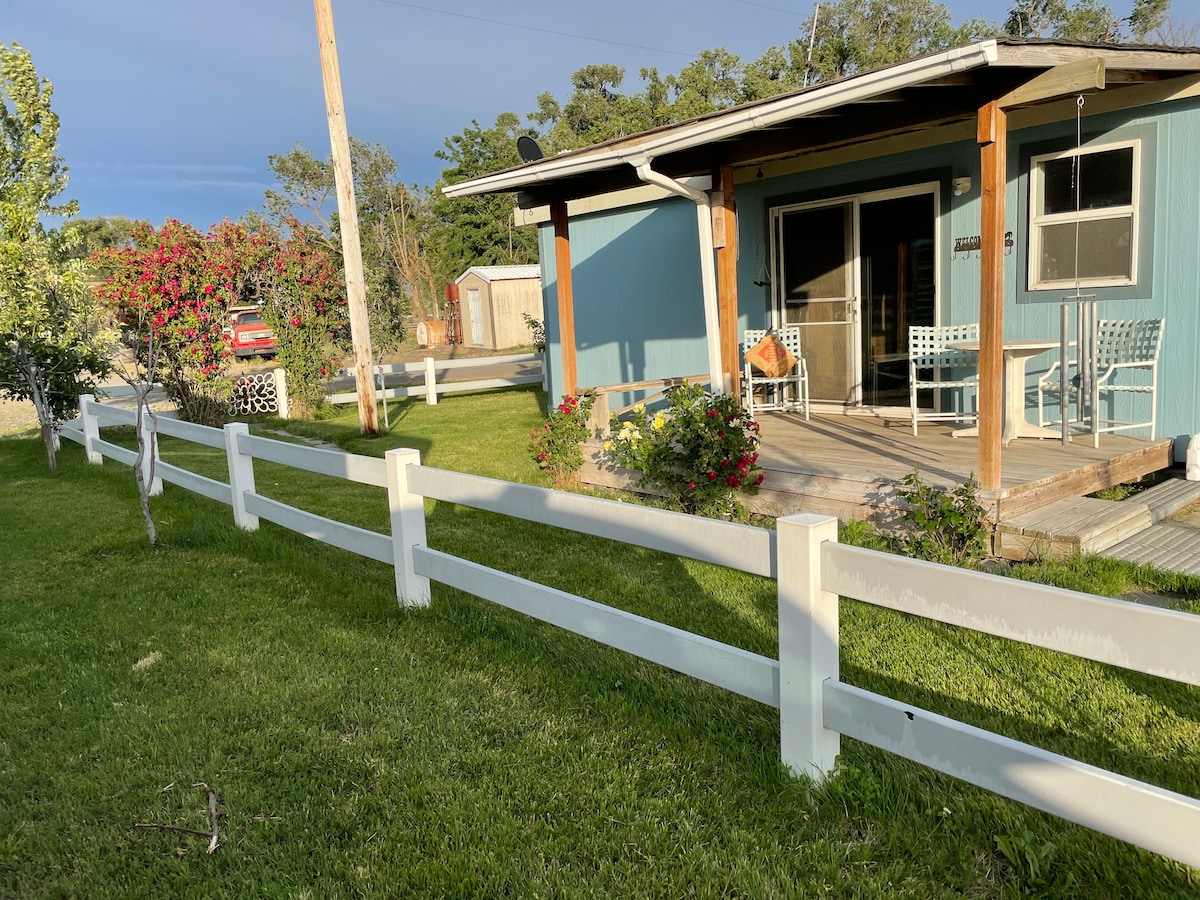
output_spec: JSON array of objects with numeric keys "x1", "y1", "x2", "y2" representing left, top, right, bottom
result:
[
  {"x1": 1106, "y1": 523, "x2": 1200, "y2": 576},
  {"x1": 995, "y1": 496, "x2": 1152, "y2": 561},
  {"x1": 1129, "y1": 476, "x2": 1200, "y2": 523}
]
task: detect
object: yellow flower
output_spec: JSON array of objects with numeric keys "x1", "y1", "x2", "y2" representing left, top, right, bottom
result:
[
  {"x1": 633, "y1": 403, "x2": 645, "y2": 415},
  {"x1": 621, "y1": 420, "x2": 635, "y2": 431},
  {"x1": 603, "y1": 440, "x2": 614, "y2": 452},
  {"x1": 652, "y1": 412, "x2": 666, "y2": 430}
]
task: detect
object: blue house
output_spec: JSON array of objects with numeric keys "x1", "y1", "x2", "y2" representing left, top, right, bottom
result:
[{"x1": 445, "y1": 38, "x2": 1200, "y2": 496}]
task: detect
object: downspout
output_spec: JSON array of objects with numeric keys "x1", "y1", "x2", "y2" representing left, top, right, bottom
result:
[{"x1": 632, "y1": 159, "x2": 727, "y2": 394}]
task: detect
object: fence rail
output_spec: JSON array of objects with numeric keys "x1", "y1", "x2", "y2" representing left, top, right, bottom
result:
[
  {"x1": 327, "y1": 352, "x2": 543, "y2": 407},
  {"x1": 58, "y1": 393, "x2": 1200, "y2": 870}
]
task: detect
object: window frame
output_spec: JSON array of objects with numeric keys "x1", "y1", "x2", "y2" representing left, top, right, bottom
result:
[{"x1": 1028, "y1": 139, "x2": 1141, "y2": 291}]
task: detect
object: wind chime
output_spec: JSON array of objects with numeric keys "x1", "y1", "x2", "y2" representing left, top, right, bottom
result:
[{"x1": 1057, "y1": 93, "x2": 1099, "y2": 446}]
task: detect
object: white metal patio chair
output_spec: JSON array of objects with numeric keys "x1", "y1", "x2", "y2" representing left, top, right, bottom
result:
[
  {"x1": 908, "y1": 323, "x2": 979, "y2": 435},
  {"x1": 1037, "y1": 317, "x2": 1163, "y2": 439},
  {"x1": 741, "y1": 327, "x2": 809, "y2": 420}
]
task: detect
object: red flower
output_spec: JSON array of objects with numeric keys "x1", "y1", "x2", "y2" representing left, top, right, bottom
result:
[
  {"x1": 290, "y1": 315, "x2": 302, "y2": 327},
  {"x1": 707, "y1": 471, "x2": 717, "y2": 480},
  {"x1": 755, "y1": 473, "x2": 764, "y2": 486},
  {"x1": 707, "y1": 409, "x2": 719, "y2": 417},
  {"x1": 202, "y1": 284, "x2": 215, "y2": 295},
  {"x1": 720, "y1": 458, "x2": 730, "y2": 468},
  {"x1": 687, "y1": 481, "x2": 696, "y2": 490},
  {"x1": 727, "y1": 474, "x2": 742, "y2": 487}
]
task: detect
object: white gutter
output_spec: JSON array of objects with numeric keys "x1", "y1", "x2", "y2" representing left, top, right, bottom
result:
[
  {"x1": 632, "y1": 159, "x2": 726, "y2": 395},
  {"x1": 443, "y1": 41, "x2": 999, "y2": 198}
]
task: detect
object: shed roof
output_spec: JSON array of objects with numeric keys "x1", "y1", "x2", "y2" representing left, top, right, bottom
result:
[
  {"x1": 455, "y1": 265, "x2": 542, "y2": 284},
  {"x1": 443, "y1": 37, "x2": 1200, "y2": 206}
]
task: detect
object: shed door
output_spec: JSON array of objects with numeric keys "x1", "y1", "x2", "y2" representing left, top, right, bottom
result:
[{"x1": 468, "y1": 289, "x2": 483, "y2": 345}]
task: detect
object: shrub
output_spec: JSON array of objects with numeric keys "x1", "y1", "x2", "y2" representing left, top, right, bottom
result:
[
  {"x1": 895, "y1": 467, "x2": 990, "y2": 566},
  {"x1": 530, "y1": 392, "x2": 594, "y2": 487},
  {"x1": 604, "y1": 382, "x2": 762, "y2": 518}
]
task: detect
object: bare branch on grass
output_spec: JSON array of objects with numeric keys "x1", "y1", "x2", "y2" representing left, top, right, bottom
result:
[{"x1": 133, "y1": 782, "x2": 224, "y2": 854}]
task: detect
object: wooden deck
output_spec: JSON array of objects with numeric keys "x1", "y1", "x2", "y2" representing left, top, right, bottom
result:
[{"x1": 581, "y1": 411, "x2": 1175, "y2": 530}]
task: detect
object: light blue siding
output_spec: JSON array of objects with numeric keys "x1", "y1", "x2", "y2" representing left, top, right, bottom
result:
[{"x1": 540, "y1": 197, "x2": 709, "y2": 404}]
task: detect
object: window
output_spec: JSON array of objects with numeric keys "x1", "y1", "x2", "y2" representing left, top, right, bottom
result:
[{"x1": 1029, "y1": 141, "x2": 1139, "y2": 290}]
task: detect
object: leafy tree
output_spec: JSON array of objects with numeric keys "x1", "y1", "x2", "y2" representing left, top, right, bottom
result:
[
  {"x1": 0, "y1": 43, "x2": 110, "y2": 470},
  {"x1": 62, "y1": 215, "x2": 137, "y2": 256},
  {"x1": 1004, "y1": 0, "x2": 1170, "y2": 41},
  {"x1": 797, "y1": 0, "x2": 992, "y2": 83},
  {"x1": 263, "y1": 140, "x2": 414, "y2": 340},
  {"x1": 432, "y1": 112, "x2": 539, "y2": 280}
]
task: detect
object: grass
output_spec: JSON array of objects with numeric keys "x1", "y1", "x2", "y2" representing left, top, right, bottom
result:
[{"x1": 1, "y1": 386, "x2": 1199, "y2": 897}]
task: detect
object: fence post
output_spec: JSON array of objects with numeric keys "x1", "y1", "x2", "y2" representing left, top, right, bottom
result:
[
  {"x1": 139, "y1": 401, "x2": 163, "y2": 497},
  {"x1": 80, "y1": 394, "x2": 102, "y2": 464},
  {"x1": 223, "y1": 422, "x2": 259, "y2": 531},
  {"x1": 777, "y1": 513, "x2": 840, "y2": 782},
  {"x1": 273, "y1": 367, "x2": 289, "y2": 420},
  {"x1": 424, "y1": 356, "x2": 438, "y2": 406},
  {"x1": 385, "y1": 447, "x2": 430, "y2": 607}
]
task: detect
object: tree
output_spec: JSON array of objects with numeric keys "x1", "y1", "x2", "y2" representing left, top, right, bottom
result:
[
  {"x1": 1004, "y1": 0, "x2": 1170, "y2": 41},
  {"x1": 263, "y1": 140, "x2": 414, "y2": 340},
  {"x1": 798, "y1": 0, "x2": 991, "y2": 83},
  {"x1": 432, "y1": 112, "x2": 539, "y2": 281},
  {"x1": 0, "y1": 43, "x2": 110, "y2": 470}
]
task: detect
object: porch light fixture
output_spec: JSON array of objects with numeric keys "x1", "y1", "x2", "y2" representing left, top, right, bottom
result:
[{"x1": 953, "y1": 177, "x2": 972, "y2": 196}]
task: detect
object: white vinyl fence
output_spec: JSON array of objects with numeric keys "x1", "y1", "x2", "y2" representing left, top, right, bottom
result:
[
  {"x1": 60, "y1": 394, "x2": 1200, "y2": 869},
  {"x1": 327, "y1": 352, "x2": 544, "y2": 407}
]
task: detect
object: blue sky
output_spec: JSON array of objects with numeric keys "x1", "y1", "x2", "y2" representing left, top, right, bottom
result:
[{"x1": 7, "y1": 0, "x2": 1197, "y2": 230}]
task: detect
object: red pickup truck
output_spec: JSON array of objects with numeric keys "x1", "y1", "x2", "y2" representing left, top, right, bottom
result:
[{"x1": 227, "y1": 306, "x2": 278, "y2": 359}]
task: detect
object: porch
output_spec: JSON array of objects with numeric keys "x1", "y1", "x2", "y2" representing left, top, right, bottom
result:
[{"x1": 580, "y1": 412, "x2": 1175, "y2": 552}]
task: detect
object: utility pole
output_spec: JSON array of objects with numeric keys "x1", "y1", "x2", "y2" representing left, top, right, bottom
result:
[{"x1": 313, "y1": 0, "x2": 378, "y2": 435}]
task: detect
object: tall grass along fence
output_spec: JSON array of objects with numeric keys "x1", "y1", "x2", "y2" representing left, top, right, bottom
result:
[
  {"x1": 327, "y1": 352, "x2": 544, "y2": 408},
  {"x1": 61, "y1": 394, "x2": 1200, "y2": 869}
]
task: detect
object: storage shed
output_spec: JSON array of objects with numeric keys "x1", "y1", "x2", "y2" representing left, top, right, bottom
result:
[{"x1": 454, "y1": 265, "x2": 543, "y2": 350}]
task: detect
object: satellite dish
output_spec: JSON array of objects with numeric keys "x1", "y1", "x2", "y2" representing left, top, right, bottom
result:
[{"x1": 517, "y1": 135, "x2": 544, "y2": 163}]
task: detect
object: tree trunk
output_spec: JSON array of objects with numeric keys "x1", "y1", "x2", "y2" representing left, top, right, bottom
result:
[{"x1": 133, "y1": 394, "x2": 158, "y2": 547}]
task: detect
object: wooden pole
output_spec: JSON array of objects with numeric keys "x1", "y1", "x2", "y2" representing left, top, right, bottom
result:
[
  {"x1": 977, "y1": 101, "x2": 1006, "y2": 492},
  {"x1": 717, "y1": 166, "x2": 740, "y2": 399},
  {"x1": 314, "y1": 0, "x2": 378, "y2": 435},
  {"x1": 550, "y1": 200, "x2": 578, "y2": 396}
]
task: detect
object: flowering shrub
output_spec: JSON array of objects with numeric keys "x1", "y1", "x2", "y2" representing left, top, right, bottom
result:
[
  {"x1": 603, "y1": 381, "x2": 762, "y2": 518},
  {"x1": 530, "y1": 392, "x2": 595, "y2": 487},
  {"x1": 93, "y1": 218, "x2": 347, "y2": 423},
  {"x1": 93, "y1": 220, "x2": 238, "y2": 425}
]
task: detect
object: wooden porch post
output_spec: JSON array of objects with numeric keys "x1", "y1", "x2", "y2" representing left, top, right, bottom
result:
[
  {"x1": 716, "y1": 166, "x2": 741, "y2": 399},
  {"x1": 550, "y1": 200, "x2": 578, "y2": 396},
  {"x1": 977, "y1": 101, "x2": 1006, "y2": 493}
]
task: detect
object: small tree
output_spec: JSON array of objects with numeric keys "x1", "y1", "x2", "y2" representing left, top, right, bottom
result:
[{"x1": 0, "y1": 43, "x2": 111, "y2": 470}]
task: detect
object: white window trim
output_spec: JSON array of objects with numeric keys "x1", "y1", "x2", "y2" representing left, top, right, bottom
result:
[{"x1": 1028, "y1": 139, "x2": 1140, "y2": 291}]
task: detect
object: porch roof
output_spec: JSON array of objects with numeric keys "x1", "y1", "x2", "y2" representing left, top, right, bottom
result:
[{"x1": 442, "y1": 38, "x2": 1200, "y2": 206}]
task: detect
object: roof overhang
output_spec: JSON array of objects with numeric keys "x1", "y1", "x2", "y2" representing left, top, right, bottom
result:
[{"x1": 442, "y1": 39, "x2": 1200, "y2": 207}]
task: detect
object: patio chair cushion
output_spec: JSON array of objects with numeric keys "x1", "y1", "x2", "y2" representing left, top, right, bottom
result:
[{"x1": 745, "y1": 334, "x2": 797, "y2": 379}]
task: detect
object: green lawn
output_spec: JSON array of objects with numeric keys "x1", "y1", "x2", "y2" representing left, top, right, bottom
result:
[{"x1": 1, "y1": 386, "x2": 1198, "y2": 898}]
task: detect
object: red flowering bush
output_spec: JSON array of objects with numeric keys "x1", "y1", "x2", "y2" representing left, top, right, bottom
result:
[
  {"x1": 93, "y1": 220, "x2": 240, "y2": 424},
  {"x1": 530, "y1": 392, "x2": 595, "y2": 487},
  {"x1": 93, "y1": 218, "x2": 347, "y2": 423},
  {"x1": 603, "y1": 381, "x2": 762, "y2": 518}
]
